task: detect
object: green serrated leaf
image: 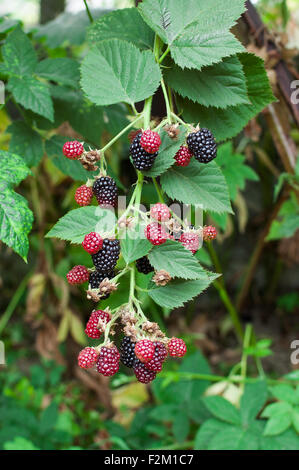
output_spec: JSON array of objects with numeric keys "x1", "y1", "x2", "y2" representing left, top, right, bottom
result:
[
  {"x1": 269, "y1": 384, "x2": 298, "y2": 405},
  {"x1": 143, "y1": 126, "x2": 186, "y2": 177},
  {"x1": 148, "y1": 274, "x2": 218, "y2": 308},
  {"x1": 172, "y1": 411, "x2": 190, "y2": 443},
  {"x1": 2, "y1": 26, "x2": 37, "y2": 76},
  {"x1": 180, "y1": 53, "x2": 275, "y2": 141},
  {"x1": 120, "y1": 224, "x2": 152, "y2": 264},
  {"x1": 7, "y1": 76, "x2": 54, "y2": 122},
  {"x1": 8, "y1": 121, "x2": 44, "y2": 167},
  {"x1": 139, "y1": 0, "x2": 245, "y2": 70},
  {"x1": 87, "y1": 8, "x2": 155, "y2": 50},
  {"x1": 263, "y1": 411, "x2": 292, "y2": 436},
  {"x1": 202, "y1": 395, "x2": 241, "y2": 425},
  {"x1": 216, "y1": 141, "x2": 259, "y2": 200},
  {"x1": 148, "y1": 240, "x2": 207, "y2": 280},
  {"x1": 208, "y1": 426, "x2": 259, "y2": 450},
  {"x1": 165, "y1": 56, "x2": 249, "y2": 108},
  {"x1": 0, "y1": 150, "x2": 31, "y2": 186},
  {"x1": 194, "y1": 418, "x2": 231, "y2": 450},
  {"x1": 46, "y1": 206, "x2": 116, "y2": 244},
  {"x1": 45, "y1": 136, "x2": 93, "y2": 181},
  {"x1": 267, "y1": 195, "x2": 299, "y2": 241},
  {"x1": 161, "y1": 160, "x2": 232, "y2": 214},
  {"x1": 80, "y1": 39, "x2": 161, "y2": 106},
  {"x1": 261, "y1": 402, "x2": 293, "y2": 419},
  {"x1": 240, "y1": 380, "x2": 267, "y2": 426},
  {"x1": 36, "y1": 58, "x2": 80, "y2": 88}
]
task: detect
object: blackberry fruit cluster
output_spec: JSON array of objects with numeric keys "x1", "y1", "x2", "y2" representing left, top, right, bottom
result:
[
  {"x1": 92, "y1": 176, "x2": 118, "y2": 208},
  {"x1": 120, "y1": 336, "x2": 136, "y2": 368},
  {"x1": 89, "y1": 270, "x2": 115, "y2": 289},
  {"x1": 187, "y1": 128, "x2": 217, "y2": 164},
  {"x1": 130, "y1": 133, "x2": 158, "y2": 171},
  {"x1": 92, "y1": 239, "x2": 120, "y2": 273},
  {"x1": 136, "y1": 256, "x2": 154, "y2": 275}
]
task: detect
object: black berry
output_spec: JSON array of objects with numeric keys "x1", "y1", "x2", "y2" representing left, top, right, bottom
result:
[
  {"x1": 92, "y1": 239, "x2": 120, "y2": 273},
  {"x1": 89, "y1": 270, "x2": 115, "y2": 299},
  {"x1": 92, "y1": 176, "x2": 118, "y2": 208},
  {"x1": 136, "y1": 256, "x2": 154, "y2": 275},
  {"x1": 187, "y1": 128, "x2": 217, "y2": 164},
  {"x1": 120, "y1": 336, "x2": 136, "y2": 368},
  {"x1": 130, "y1": 133, "x2": 158, "y2": 171},
  {"x1": 133, "y1": 359, "x2": 156, "y2": 383}
]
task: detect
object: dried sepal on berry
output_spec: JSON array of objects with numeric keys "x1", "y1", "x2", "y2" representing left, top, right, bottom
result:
[{"x1": 153, "y1": 270, "x2": 172, "y2": 286}]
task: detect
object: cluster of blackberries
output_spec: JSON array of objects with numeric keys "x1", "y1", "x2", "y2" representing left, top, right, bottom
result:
[
  {"x1": 130, "y1": 130, "x2": 161, "y2": 171},
  {"x1": 92, "y1": 176, "x2": 118, "y2": 208},
  {"x1": 186, "y1": 128, "x2": 217, "y2": 164}
]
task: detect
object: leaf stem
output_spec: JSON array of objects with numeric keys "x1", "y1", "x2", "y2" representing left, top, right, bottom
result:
[
  {"x1": 101, "y1": 114, "x2": 143, "y2": 153},
  {"x1": 83, "y1": 0, "x2": 94, "y2": 23},
  {"x1": 160, "y1": 77, "x2": 172, "y2": 124},
  {"x1": 152, "y1": 177, "x2": 165, "y2": 203},
  {"x1": 240, "y1": 323, "x2": 252, "y2": 392},
  {"x1": 158, "y1": 46, "x2": 170, "y2": 64}
]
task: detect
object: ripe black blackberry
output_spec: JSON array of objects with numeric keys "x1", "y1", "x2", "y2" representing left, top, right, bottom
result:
[
  {"x1": 136, "y1": 256, "x2": 154, "y2": 275},
  {"x1": 92, "y1": 176, "x2": 118, "y2": 208},
  {"x1": 130, "y1": 133, "x2": 158, "y2": 171},
  {"x1": 187, "y1": 128, "x2": 217, "y2": 164},
  {"x1": 120, "y1": 336, "x2": 136, "y2": 368},
  {"x1": 89, "y1": 270, "x2": 115, "y2": 300},
  {"x1": 92, "y1": 239, "x2": 120, "y2": 273}
]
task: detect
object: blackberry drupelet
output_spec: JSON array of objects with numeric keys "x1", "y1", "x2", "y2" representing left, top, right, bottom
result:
[
  {"x1": 133, "y1": 359, "x2": 156, "y2": 383},
  {"x1": 130, "y1": 133, "x2": 158, "y2": 171},
  {"x1": 120, "y1": 336, "x2": 136, "y2": 368},
  {"x1": 187, "y1": 128, "x2": 217, "y2": 164},
  {"x1": 92, "y1": 176, "x2": 118, "y2": 208},
  {"x1": 136, "y1": 256, "x2": 154, "y2": 275},
  {"x1": 92, "y1": 239, "x2": 120, "y2": 273}
]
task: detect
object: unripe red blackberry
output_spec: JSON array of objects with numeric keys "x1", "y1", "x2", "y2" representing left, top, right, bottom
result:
[
  {"x1": 187, "y1": 128, "x2": 217, "y2": 164},
  {"x1": 92, "y1": 239, "x2": 120, "y2": 273},
  {"x1": 203, "y1": 225, "x2": 217, "y2": 241},
  {"x1": 136, "y1": 256, "x2": 154, "y2": 275},
  {"x1": 140, "y1": 130, "x2": 161, "y2": 154},
  {"x1": 78, "y1": 347, "x2": 98, "y2": 369},
  {"x1": 63, "y1": 140, "x2": 84, "y2": 159},
  {"x1": 134, "y1": 360, "x2": 156, "y2": 383},
  {"x1": 67, "y1": 265, "x2": 89, "y2": 285},
  {"x1": 135, "y1": 339, "x2": 155, "y2": 363},
  {"x1": 145, "y1": 223, "x2": 168, "y2": 246},
  {"x1": 145, "y1": 342, "x2": 167, "y2": 372},
  {"x1": 130, "y1": 133, "x2": 157, "y2": 171},
  {"x1": 120, "y1": 336, "x2": 136, "y2": 368},
  {"x1": 168, "y1": 337, "x2": 187, "y2": 358},
  {"x1": 85, "y1": 309, "x2": 111, "y2": 339},
  {"x1": 179, "y1": 231, "x2": 200, "y2": 254},
  {"x1": 96, "y1": 345, "x2": 120, "y2": 377},
  {"x1": 92, "y1": 176, "x2": 118, "y2": 208},
  {"x1": 174, "y1": 145, "x2": 193, "y2": 167},
  {"x1": 82, "y1": 232, "x2": 103, "y2": 254},
  {"x1": 150, "y1": 203, "x2": 171, "y2": 222},
  {"x1": 75, "y1": 185, "x2": 93, "y2": 206}
]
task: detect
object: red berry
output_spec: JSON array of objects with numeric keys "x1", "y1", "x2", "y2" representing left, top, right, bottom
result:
[
  {"x1": 96, "y1": 346, "x2": 120, "y2": 377},
  {"x1": 203, "y1": 225, "x2": 217, "y2": 241},
  {"x1": 150, "y1": 203, "x2": 171, "y2": 222},
  {"x1": 140, "y1": 130, "x2": 161, "y2": 154},
  {"x1": 145, "y1": 342, "x2": 167, "y2": 372},
  {"x1": 134, "y1": 361, "x2": 156, "y2": 383},
  {"x1": 78, "y1": 347, "x2": 98, "y2": 369},
  {"x1": 179, "y1": 231, "x2": 200, "y2": 254},
  {"x1": 67, "y1": 265, "x2": 89, "y2": 285},
  {"x1": 85, "y1": 310, "x2": 111, "y2": 339},
  {"x1": 75, "y1": 185, "x2": 93, "y2": 206},
  {"x1": 135, "y1": 339, "x2": 155, "y2": 363},
  {"x1": 145, "y1": 223, "x2": 168, "y2": 246},
  {"x1": 63, "y1": 140, "x2": 84, "y2": 159},
  {"x1": 168, "y1": 337, "x2": 187, "y2": 358},
  {"x1": 174, "y1": 145, "x2": 193, "y2": 167},
  {"x1": 82, "y1": 232, "x2": 103, "y2": 255}
]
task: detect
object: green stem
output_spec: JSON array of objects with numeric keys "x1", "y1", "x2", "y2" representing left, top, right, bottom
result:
[
  {"x1": 152, "y1": 177, "x2": 165, "y2": 203},
  {"x1": 160, "y1": 77, "x2": 172, "y2": 124},
  {"x1": 171, "y1": 112, "x2": 189, "y2": 129},
  {"x1": 214, "y1": 280, "x2": 244, "y2": 342},
  {"x1": 83, "y1": 0, "x2": 94, "y2": 23},
  {"x1": 240, "y1": 324, "x2": 252, "y2": 392},
  {"x1": 0, "y1": 271, "x2": 32, "y2": 336},
  {"x1": 158, "y1": 46, "x2": 170, "y2": 64},
  {"x1": 101, "y1": 115, "x2": 143, "y2": 153},
  {"x1": 143, "y1": 97, "x2": 152, "y2": 129}
]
